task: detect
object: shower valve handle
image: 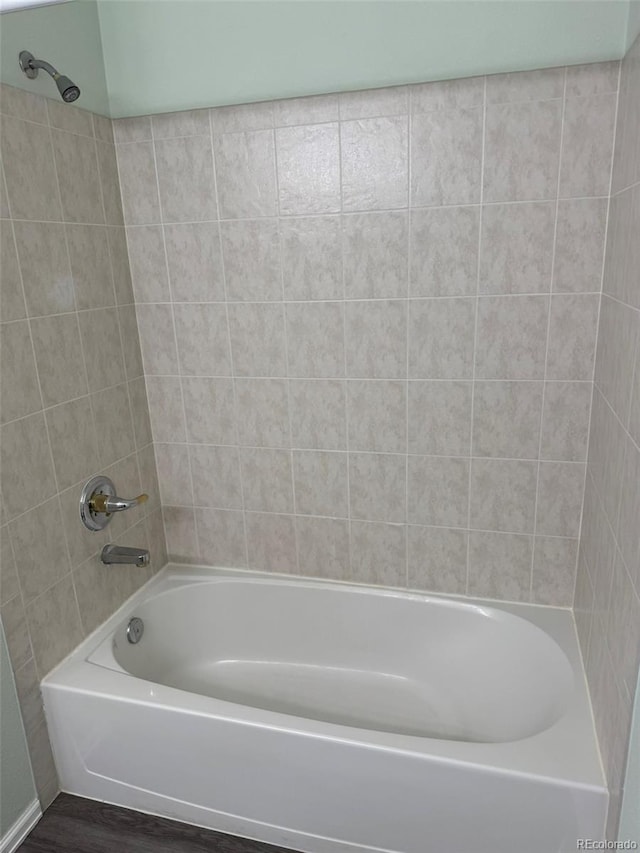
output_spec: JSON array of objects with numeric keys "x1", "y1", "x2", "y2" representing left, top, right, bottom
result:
[
  {"x1": 80, "y1": 475, "x2": 148, "y2": 532},
  {"x1": 90, "y1": 492, "x2": 148, "y2": 514}
]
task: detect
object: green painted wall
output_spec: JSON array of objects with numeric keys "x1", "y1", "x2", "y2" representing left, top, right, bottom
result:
[
  {"x1": 98, "y1": 0, "x2": 631, "y2": 118},
  {"x1": 0, "y1": 621, "x2": 37, "y2": 839},
  {"x1": 0, "y1": 0, "x2": 109, "y2": 115},
  {"x1": 0, "y1": 1, "x2": 634, "y2": 118},
  {"x1": 627, "y1": 0, "x2": 640, "y2": 48}
]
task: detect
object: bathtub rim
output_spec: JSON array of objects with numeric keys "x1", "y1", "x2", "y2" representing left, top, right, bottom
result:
[{"x1": 41, "y1": 562, "x2": 607, "y2": 794}]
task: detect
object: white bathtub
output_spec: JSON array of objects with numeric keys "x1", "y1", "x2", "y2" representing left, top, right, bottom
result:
[{"x1": 42, "y1": 565, "x2": 607, "y2": 853}]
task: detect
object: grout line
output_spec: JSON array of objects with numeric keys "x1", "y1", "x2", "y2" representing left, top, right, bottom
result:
[
  {"x1": 208, "y1": 107, "x2": 250, "y2": 571},
  {"x1": 464, "y1": 76, "x2": 486, "y2": 596},
  {"x1": 273, "y1": 120, "x2": 301, "y2": 577},
  {"x1": 530, "y1": 67, "x2": 568, "y2": 602},
  {"x1": 150, "y1": 124, "x2": 199, "y2": 562},
  {"x1": 404, "y1": 99, "x2": 412, "y2": 589}
]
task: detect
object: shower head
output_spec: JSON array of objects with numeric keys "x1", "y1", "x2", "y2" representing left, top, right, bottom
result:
[{"x1": 18, "y1": 50, "x2": 81, "y2": 103}]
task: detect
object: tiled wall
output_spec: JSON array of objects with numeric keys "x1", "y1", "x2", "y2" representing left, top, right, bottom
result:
[
  {"x1": 0, "y1": 85, "x2": 165, "y2": 807},
  {"x1": 574, "y1": 35, "x2": 640, "y2": 840},
  {"x1": 116, "y1": 62, "x2": 617, "y2": 606}
]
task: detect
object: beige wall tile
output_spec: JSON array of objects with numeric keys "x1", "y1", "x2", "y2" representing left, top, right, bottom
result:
[
  {"x1": 116, "y1": 142, "x2": 160, "y2": 225},
  {"x1": 174, "y1": 303, "x2": 231, "y2": 376},
  {"x1": 155, "y1": 135, "x2": 217, "y2": 222},
  {"x1": 350, "y1": 520, "x2": 406, "y2": 587},
  {"x1": 1, "y1": 413, "x2": 56, "y2": 519},
  {"x1": 289, "y1": 379, "x2": 346, "y2": 450},
  {"x1": 67, "y1": 224, "x2": 115, "y2": 309},
  {"x1": 221, "y1": 219, "x2": 282, "y2": 301},
  {"x1": 286, "y1": 302, "x2": 345, "y2": 378},
  {"x1": 195, "y1": 508, "x2": 246, "y2": 567},
  {"x1": 13, "y1": 221, "x2": 74, "y2": 317},
  {"x1": 293, "y1": 450, "x2": 348, "y2": 518},
  {"x1": 470, "y1": 458, "x2": 537, "y2": 534},
  {"x1": 411, "y1": 108, "x2": 482, "y2": 206},
  {"x1": 182, "y1": 377, "x2": 236, "y2": 444},
  {"x1": 31, "y1": 314, "x2": 87, "y2": 407},
  {"x1": 407, "y1": 525, "x2": 468, "y2": 594},
  {"x1": 46, "y1": 397, "x2": 97, "y2": 490},
  {"x1": 348, "y1": 380, "x2": 406, "y2": 453},
  {"x1": 240, "y1": 448, "x2": 293, "y2": 513},
  {"x1": 25, "y1": 574, "x2": 83, "y2": 676},
  {"x1": 486, "y1": 68, "x2": 564, "y2": 104},
  {"x1": 51, "y1": 129, "x2": 104, "y2": 224},
  {"x1": 467, "y1": 531, "x2": 532, "y2": 600},
  {"x1": 479, "y1": 202, "x2": 555, "y2": 294},
  {"x1": 408, "y1": 298, "x2": 475, "y2": 379},
  {"x1": 277, "y1": 123, "x2": 340, "y2": 215},
  {"x1": 0, "y1": 320, "x2": 41, "y2": 422},
  {"x1": 296, "y1": 516, "x2": 350, "y2": 579},
  {"x1": 560, "y1": 94, "x2": 616, "y2": 198},
  {"x1": 235, "y1": 378, "x2": 289, "y2": 448},
  {"x1": 165, "y1": 222, "x2": 225, "y2": 302},
  {"x1": 472, "y1": 381, "x2": 543, "y2": 459},
  {"x1": 407, "y1": 455, "x2": 468, "y2": 527},
  {"x1": 10, "y1": 497, "x2": 70, "y2": 603},
  {"x1": 408, "y1": 381, "x2": 472, "y2": 457},
  {"x1": 246, "y1": 512, "x2": 296, "y2": 573},
  {"x1": 350, "y1": 452, "x2": 406, "y2": 523},
  {"x1": 343, "y1": 211, "x2": 408, "y2": 299},
  {"x1": 126, "y1": 225, "x2": 170, "y2": 303},
  {"x1": 189, "y1": 444, "x2": 242, "y2": 509},
  {"x1": 345, "y1": 300, "x2": 407, "y2": 379},
  {"x1": 215, "y1": 129, "x2": 276, "y2": 219},
  {"x1": 409, "y1": 206, "x2": 479, "y2": 297},
  {"x1": 0, "y1": 222, "x2": 25, "y2": 322},
  {"x1": 342, "y1": 116, "x2": 408, "y2": 210},
  {"x1": 475, "y1": 295, "x2": 548, "y2": 380},
  {"x1": 281, "y1": 216, "x2": 342, "y2": 301},
  {"x1": 483, "y1": 100, "x2": 561, "y2": 202},
  {"x1": 1, "y1": 116, "x2": 61, "y2": 221},
  {"x1": 155, "y1": 443, "x2": 192, "y2": 506}
]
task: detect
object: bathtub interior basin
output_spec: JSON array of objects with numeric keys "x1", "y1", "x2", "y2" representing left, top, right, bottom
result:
[
  {"x1": 105, "y1": 578, "x2": 573, "y2": 744},
  {"x1": 44, "y1": 565, "x2": 608, "y2": 853}
]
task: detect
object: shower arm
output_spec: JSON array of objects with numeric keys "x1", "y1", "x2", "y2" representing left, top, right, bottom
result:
[{"x1": 24, "y1": 56, "x2": 60, "y2": 80}]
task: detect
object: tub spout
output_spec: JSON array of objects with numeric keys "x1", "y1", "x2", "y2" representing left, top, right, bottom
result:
[{"x1": 101, "y1": 544, "x2": 150, "y2": 567}]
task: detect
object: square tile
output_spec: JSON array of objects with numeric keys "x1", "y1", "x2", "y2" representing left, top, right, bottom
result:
[
  {"x1": 407, "y1": 455, "x2": 469, "y2": 527},
  {"x1": 411, "y1": 108, "x2": 482, "y2": 206},
  {"x1": 286, "y1": 302, "x2": 345, "y2": 378},
  {"x1": 483, "y1": 100, "x2": 562, "y2": 202},
  {"x1": 348, "y1": 380, "x2": 406, "y2": 453},
  {"x1": 349, "y1": 452, "x2": 406, "y2": 523},
  {"x1": 221, "y1": 219, "x2": 282, "y2": 301},
  {"x1": 276, "y1": 123, "x2": 340, "y2": 214},
  {"x1": 408, "y1": 381, "x2": 472, "y2": 456},
  {"x1": 341, "y1": 116, "x2": 408, "y2": 211},
  {"x1": 351, "y1": 520, "x2": 406, "y2": 587},
  {"x1": 475, "y1": 296, "x2": 548, "y2": 380},
  {"x1": 408, "y1": 298, "x2": 475, "y2": 379},
  {"x1": 281, "y1": 216, "x2": 342, "y2": 300},
  {"x1": 479, "y1": 202, "x2": 555, "y2": 294},
  {"x1": 343, "y1": 211, "x2": 408, "y2": 299},
  {"x1": 345, "y1": 300, "x2": 406, "y2": 379},
  {"x1": 215, "y1": 129, "x2": 277, "y2": 219},
  {"x1": 293, "y1": 450, "x2": 348, "y2": 517},
  {"x1": 407, "y1": 526, "x2": 468, "y2": 594},
  {"x1": 472, "y1": 381, "x2": 543, "y2": 459},
  {"x1": 409, "y1": 206, "x2": 479, "y2": 297},
  {"x1": 470, "y1": 458, "x2": 537, "y2": 534},
  {"x1": 468, "y1": 531, "x2": 532, "y2": 601}
]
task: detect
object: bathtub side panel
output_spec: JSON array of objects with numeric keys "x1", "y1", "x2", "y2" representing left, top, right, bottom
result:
[{"x1": 43, "y1": 682, "x2": 607, "y2": 853}]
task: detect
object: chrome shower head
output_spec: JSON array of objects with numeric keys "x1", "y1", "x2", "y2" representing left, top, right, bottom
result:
[{"x1": 19, "y1": 50, "x2": 81, "y2": 103}]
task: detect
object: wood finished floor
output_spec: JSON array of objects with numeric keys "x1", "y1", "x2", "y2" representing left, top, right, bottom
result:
[{"x1": 18, "y1": 793, "x2": 300, "y2": 853}]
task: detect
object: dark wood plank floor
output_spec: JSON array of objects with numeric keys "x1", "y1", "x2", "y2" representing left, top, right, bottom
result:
[{"x1": 18, "y1": 793, "x2": 300, "y2": 853}]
